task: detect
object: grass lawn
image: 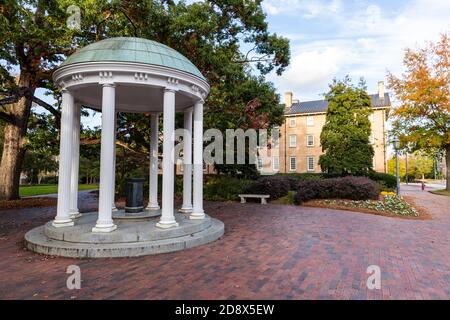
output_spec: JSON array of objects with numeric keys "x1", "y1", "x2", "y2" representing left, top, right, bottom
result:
[
  {"x1": 430, "y1": 189, "x2": 450, "y2": 196},
  {"x1": 19, "y1": 184, "x2": 98, "y2": 197}
]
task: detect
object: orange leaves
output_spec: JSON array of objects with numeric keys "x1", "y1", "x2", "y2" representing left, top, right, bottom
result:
[{"x1": 387, "y1": 33, "x2": 450, "y2": 153}]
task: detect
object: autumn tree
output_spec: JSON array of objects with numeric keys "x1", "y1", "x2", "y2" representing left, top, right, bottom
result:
[
  {"x1": 387, "y1": 152, "x2": 434, "y2": 181},
  {"x1": 388, "y1": 33, "x2": 450, "y2": 190},
  {"x1": 319, "y1": 77, "x2": 374, "y2": 175}
]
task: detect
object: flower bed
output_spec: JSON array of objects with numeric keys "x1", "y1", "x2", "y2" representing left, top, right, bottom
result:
[{"x1": 313, "y1": 195, "x2": 419, "y2": 217}]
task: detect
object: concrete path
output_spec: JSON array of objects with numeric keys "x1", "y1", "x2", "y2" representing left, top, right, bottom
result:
[{"x1": 0, "y1": 185, "x2": 448, "y2": 299}]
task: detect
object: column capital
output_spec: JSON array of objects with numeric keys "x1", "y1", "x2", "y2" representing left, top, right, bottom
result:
[
  {"x1": 164, "y1": 87, "x2": 177, "y2": 93},
  {"x1": 102, "y1": 83, "x2": 116, "y2": 88},
  {"x1": 60, "y1": 87, "x2": 71, "y2": 94},
  {"x1": 184, "y1": 106, "x2": 194, "y2": 113}
]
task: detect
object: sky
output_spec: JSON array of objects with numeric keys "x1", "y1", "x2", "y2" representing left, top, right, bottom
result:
[
  {"x1": 34, "y1": 0, "x2": 450, "y2": 128},
  {"x1": 262, "y1": 0, "x2": 450, "y2": 101}
]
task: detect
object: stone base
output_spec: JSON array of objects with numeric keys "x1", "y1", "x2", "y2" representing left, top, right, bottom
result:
[
  {"x1": 112, "y1": 208, "x2": 161, "y2": 221},
  {"x1": 178, "y1": 207, "x2": 193, "y2": 214},
  {"x1": 24, "y1": 212, "x2": 224, "y2": 258}
]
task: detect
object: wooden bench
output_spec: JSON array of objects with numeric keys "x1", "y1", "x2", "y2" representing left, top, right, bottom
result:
[{"x1": 238, "y1": 194, "x2": 270, "y2": 205}]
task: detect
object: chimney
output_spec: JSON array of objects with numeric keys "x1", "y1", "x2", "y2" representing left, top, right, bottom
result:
[
  {"x1": 378, "y1": 81, "x2": 385, "y2": 100},
  {"x1": 285, "y1": 92, "x2": 293, "y2": 110}
]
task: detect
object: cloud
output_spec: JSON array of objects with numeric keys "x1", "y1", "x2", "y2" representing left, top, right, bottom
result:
[
  {"x1": 269, "y1": 0, "x2": 450, "y2": 100},
  {"x1": 274, "y1": 45, "x2": 353, "y2": 99},
  {"x1": 262, "y1": 0, "x2": 342, "y2": 18}
]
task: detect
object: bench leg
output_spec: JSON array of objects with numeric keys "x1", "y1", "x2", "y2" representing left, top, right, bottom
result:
[
  {"x1": 240, "y1": 197, "x2": 246, "y2": 204},
  {"x1": 261, "y1": 198, "x2": 267, "y2": 205}
]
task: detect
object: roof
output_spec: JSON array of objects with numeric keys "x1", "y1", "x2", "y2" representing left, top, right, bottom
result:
[
  {"x1": 60, "y1": 37, "x2": 206, "y2": 81},
  {"x1": 286, "y1": 93, "x2": 391, "y2": 115}
]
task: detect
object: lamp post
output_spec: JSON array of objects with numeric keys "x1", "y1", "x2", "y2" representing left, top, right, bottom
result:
[{"x1": 393, "y1": 136, "x2": 401, "y2": 195}]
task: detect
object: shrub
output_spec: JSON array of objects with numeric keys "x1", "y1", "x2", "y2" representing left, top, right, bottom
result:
[
  {"x1": 244, "y1": 176, "x2": 290, "y2": 200},
  {"x1": 294, "y1": 176, "x2": 380, "y2": 204},
  {"x1": 368, "y1": 172, "x2": 397, "y2": 190},
  {"x1": 203, "y1": 176, "x2": 254, "y2": 201}
]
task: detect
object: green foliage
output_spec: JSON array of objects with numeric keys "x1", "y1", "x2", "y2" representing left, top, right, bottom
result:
[
  {"x1": 368, "y1": 172, "x2": 397, "y2": 191},
  {"x1": 277, "y1": 172, "x2": 325, "y2": 181},
  {"x1": 203, "y1": 175, "x2": 253, "y2": 201},
  {"x1": 387, "y1": 152, "x2": 434, "y2": 181},
  {"x1": 19, "y1": 184, "x2": 98, "y2": 197},
  {"x1": 22, "y1": 112, "x2": 59, "y2": 183},
  {"x1": 319, "y1": 77, "x2": 374, "y2": 175}
]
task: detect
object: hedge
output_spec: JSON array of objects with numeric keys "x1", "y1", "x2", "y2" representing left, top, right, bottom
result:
[
  {"x1": 368, "y1": 172, "x2": 397, "y2": 191},
  {"x1": 203, "y1": 176, "x2": 254, "y2": 201},
  {"x1": 294, "y1": 176, "x2": 380, "y2": 204},
  {"x1": 244, "y1": 176, "x2": 291, "y2": 200}
]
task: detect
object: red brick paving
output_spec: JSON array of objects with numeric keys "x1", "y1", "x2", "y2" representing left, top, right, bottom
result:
[{"x1": 0, "y1": 185, "x2": 449, "y2": 300}]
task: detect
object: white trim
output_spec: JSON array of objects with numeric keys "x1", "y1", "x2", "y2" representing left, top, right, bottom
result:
[
  {"x1": 53, "y1": 61, "x2": 209, "y2": 112},
  {"x1": 285, "y1": 106, "x2": 390, "y2": 117}
]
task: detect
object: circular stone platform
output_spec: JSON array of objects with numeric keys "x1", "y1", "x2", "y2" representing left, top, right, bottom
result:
[
  {"x1": 25, "y1": 212, "x2": 224, "y2": 258},
  {"x1": 112, "y1": 208, "x2": 161, "y2": 220}
]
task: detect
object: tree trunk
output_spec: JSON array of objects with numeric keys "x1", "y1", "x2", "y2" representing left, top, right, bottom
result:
[
  {"x1": 0, "y1": 74, "x2": 34, "y2": 200},
  {"x1": 446, "y1": 144, "x2": 450, "y2": 191}
]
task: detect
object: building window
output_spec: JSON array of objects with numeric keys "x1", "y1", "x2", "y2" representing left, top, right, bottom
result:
[
  {"x1": 289, "y1": 118, "x2": 296, "y2": 128},
  {"x1": 289, "y1": 134, "x2": 297, "y2": 148},
  {"x1": 370, "y1": 132, "x2": 375, "y2": 144},
  {"x1": 307, "y1": 135, "x2": 314, "y2": 147},
  {"x1": 307, "y1": 116, "x2": 314, "y2": 126},
  {"x1": 307, "y1": 156, "x2": 314, "y2": 172},
  {"x1": 257, "y1": 157, "x2": 263, "y2": 170},
  {"x1": 272, "y1": 128, "x2": 280, "y2": 148},
  {"x1": 272, "y1": 156, "x2": 280, "y2": 171},
  {"x1": 290, "y1": 157, "x2": 297, "y2": 171}
]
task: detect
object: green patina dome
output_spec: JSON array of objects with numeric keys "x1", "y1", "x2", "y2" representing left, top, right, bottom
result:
[{"x1": 61, "y1": 37, "x2": 206, "y2": 81}]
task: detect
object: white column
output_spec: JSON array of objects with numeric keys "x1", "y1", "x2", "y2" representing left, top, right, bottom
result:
[
  {"x1": 146, "y1": 112, "x2": 160, "y2": 210},
  {"x1": 179, "y1": 108, "x2": 193, "y2": 213},
  {"x1": 92, "y1": 84, "x2": 117, "y2": 233},
  {"x1": 53, "y1": 89, "x2": 75, "y2": 227},
  {"x1": 112, "y1": 112, "x2": 118, "y2": 211},
  {"x1": 190, "y1": 100, "x2": 205, "y2": 220},
  {"x1": 69, "y1": 103, "x2": 81, "y2": 219},
  {"x1": 156, "y1": 89, "x2": 178, "y2": 229}
]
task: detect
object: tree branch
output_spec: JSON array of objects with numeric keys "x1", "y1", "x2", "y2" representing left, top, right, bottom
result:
[
  {"x1": 0, "y1": 110, "x2": 14, "y2": 123},
  {"x1": 81, "y1": 138, "x2": 149, "y2": 158},
  {"x1": 32, "y1": 96, "x2": 61, "y2": 128}
]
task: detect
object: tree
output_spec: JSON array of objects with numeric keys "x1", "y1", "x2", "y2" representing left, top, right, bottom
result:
[
  {"x1": 319, "y1": 77, "x2": 374, "y2": 175},
  {"x1": 388, "y1": 33, "x2": 450, "y2": 190},
  {"x1": 388, "y1": 152, "x2": 434, "y2": 181},
  {"x1": 0, "y1": 0, "x2": 289, "y2": 199},
  {"x1": 22, "y1": 112, "x2": 59, "y2": 184},
  {"x1": 0, "y1": 0, "x2": 77, "y2": 199}
]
